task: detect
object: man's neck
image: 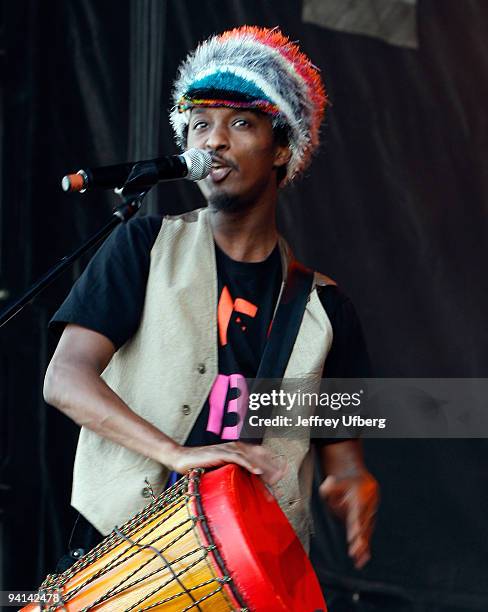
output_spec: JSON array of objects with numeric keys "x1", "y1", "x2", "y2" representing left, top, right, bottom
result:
[{"x1": 208, "y1": 200, "x2": 278, "y2": 262}]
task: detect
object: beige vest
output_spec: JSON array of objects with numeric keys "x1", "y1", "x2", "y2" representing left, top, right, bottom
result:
[{"x1": 72, "y1": 207, "x2": 333, "y2": 550}]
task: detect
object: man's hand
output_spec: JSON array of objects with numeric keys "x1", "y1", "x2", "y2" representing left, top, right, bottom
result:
[
  {"x1": 165, "y1": 441, "x2": 287, "y2": 486},
  {"x1": 319, "y1": 441, "x2": 379, "y2": 569}
]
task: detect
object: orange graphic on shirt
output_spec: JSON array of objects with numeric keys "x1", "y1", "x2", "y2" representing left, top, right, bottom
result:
[{"x1": 218, "y1": 285, "x2": 258, "y2": 346}]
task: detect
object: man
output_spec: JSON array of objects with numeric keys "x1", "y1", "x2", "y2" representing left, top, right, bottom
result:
[{"x1": 45, "y1": 26, "x2": 378, "y2": 572}]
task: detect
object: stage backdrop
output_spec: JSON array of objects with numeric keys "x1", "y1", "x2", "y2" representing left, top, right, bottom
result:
[{"x1": 1, "y1": 1, "x2": 487, "y2": 610}]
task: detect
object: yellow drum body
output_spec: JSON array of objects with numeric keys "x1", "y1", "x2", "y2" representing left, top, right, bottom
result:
[{"x1": 23, "y1": 472, "x2": 238, "y2": 611}]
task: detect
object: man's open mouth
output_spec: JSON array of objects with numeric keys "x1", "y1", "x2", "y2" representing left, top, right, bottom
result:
[{"x1": 210, "y1": 165, "x2": 232, "y2": 183}]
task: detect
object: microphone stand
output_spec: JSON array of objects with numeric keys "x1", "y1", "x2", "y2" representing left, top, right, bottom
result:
[{"x1": 0, "y1": 162, "x2": 158, "y2": 329}]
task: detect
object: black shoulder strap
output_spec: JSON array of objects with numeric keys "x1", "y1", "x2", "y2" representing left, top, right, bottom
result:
[{"x1": 255, "y1": 260, "x2": 314, "y2": 380}]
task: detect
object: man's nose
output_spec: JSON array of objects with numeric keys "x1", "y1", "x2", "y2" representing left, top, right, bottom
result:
[{"x1": 204, "y1": 124, "x2": 229, "y2": 151}]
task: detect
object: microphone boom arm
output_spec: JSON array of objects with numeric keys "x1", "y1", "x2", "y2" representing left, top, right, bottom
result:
[{"x1": 0, "y1": 164, "x2": 158, "y2": 329}]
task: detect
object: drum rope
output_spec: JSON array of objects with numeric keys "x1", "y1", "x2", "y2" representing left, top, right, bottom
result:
[
  {"x1": 60, "y1": 479, "x2": 188, "y2": 583},
  {"x1": 111, "y1": 525, "x2": 204, "y2": 612},
  {"x1": 69, "y1": 520, "x2": 199, "y2": 609},
  {"x1": 58, "y1": 488, "x2": 190, "y2": 598},
  {"x1": 75, "y1": 494, "x2": 232, "y2": 610},
  {"x1": 121, "y1": 568, "x2": 224, "y2": 611},
  {"x1": 37, "y1": 471, "x2": 248, "y2": 612},
  {"x1": 132, "y1": 471, "x2": 247, "y2": 612},
  {"x1": 189, "y1": 474, "x2": 250, "y2": 612},
  {"x1": 38, "y1": 481, "x2": 190, "y2": 607},
  {"x1": 79, "y1": 547, "x2": 221, "y2": 611}
]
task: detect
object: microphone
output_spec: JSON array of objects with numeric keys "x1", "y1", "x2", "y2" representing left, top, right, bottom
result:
[{"x1": 61, "y1": 148, "x2": 212, "y2": 192}]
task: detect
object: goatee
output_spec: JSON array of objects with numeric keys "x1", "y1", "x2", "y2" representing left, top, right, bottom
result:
[{"x1": 208, "y1": 192, "x2": 250, "y2": 213}]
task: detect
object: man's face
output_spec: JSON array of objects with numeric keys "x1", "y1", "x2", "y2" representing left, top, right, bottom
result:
[{"x1": 185, "y1": 107, "x2": 289, "y2": 211}]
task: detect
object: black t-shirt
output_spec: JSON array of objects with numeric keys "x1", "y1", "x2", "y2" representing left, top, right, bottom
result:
[
  {"x1": 50, "y1": 215, "x2": 371, "y2": 448},
  {"x1": 185, "y1": 243, "x2": 283, "y2": 446}
]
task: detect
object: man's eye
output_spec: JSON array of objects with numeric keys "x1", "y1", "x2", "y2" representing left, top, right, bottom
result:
[
  {"x1": 233, "y1": 119, "x2": 249, "y2": 127},
  {"x1": 192, "y1": 121, "x2": 207, "y2": 130}
]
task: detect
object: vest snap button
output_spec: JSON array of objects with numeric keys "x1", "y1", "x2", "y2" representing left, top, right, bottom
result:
[
  {"x1": 182, "y1": 404, "x2": 191, "y2": 415},
  {"x1": 141, "y1": 487, "x2": 152, "y2": 498},
  {"x1": 197, "y1": 363, "x2": 206, "y2": 374}
]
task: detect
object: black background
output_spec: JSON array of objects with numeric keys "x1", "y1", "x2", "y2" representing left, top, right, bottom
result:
[{"x1": 1, "y1": 1, "x2": 487, "y2": 610}]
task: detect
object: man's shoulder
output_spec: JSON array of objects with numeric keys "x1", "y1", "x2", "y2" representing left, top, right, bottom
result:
[
  {"x1": 314, "y1": 277, "x2": 361, "y2": 327},
  {"x1": 287, "y1": 257, "x2": 347, "y2": 316},
  {"x1": 123, "y1": 207, "x2": 207, "y2": 242},
  {"x1": 121, "y1": 208, "x2": 207, "y2": 252},
  {"x1": 304, "y1": 267, "x2": 357, "y2": 318},
  {"x1": 314, "y1": 270, "x2": 338, "y2": 288},
  {"x1": 123, "y1": 214, "x2": 163, "y2": 239},
  {"x1": 162, "y1": 206, "x2": 208, "y2": 225}
]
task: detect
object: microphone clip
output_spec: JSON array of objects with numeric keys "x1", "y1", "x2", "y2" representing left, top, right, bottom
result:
[{"x1": 113, "y1": 161, "x2": 160, "y2": 221}]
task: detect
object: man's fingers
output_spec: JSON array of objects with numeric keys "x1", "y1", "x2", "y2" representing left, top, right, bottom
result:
[
  {"x1": 346, "y1": 500, "x2": 376, "y2": 544},
  {"x1": 346, "y1": 514, "x2": 361, "y2": 544},
  {"x1": 318, "y1": 474, "x2": 336, "y2": 498},
  {"x1": 343, "y1": 480, "x2": 361, "y2": 524},
  {"x1": 353, "y1": 548, "x2": 371, "y2": 570},
  {"x1": 174, "y1": 443, "x2": 287, "y2": 486},
  {"x1": 347, "y1": 506, "x2": 376, "y2": 568},
  {"x1": 219, "y1": 444, "x2": 286, "y2": 484},
  {"x1": 333, "y1": 483, "x2": 374, "y2": 569},
  {"x1": 356, "y1": 493, "x2": 378, "y2": 545},
  {"x1": 226, "y1": 452, "x2": 264, "y2": 475},
  {"x1": 319, "y1": 475, "x2": 351, "y2": 518},
  {"x1": 349, "y1": 531, "x2": 369, "y2": 555},
  {"x1": 361, "y1": 508, "x2": 377, "y2": 542},
  {"x1": 319, "y1": 475, "x2": 342, "y2": 508},
  {"x1": 244, "y1": 448, "x2": 287, "y2": 485},
  {"x1": 211, "y1": 446, "x2": 266, "y2": 475}
]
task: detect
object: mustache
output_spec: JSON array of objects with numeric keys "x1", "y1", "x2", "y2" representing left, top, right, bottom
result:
[{"x1": 209, "y1": 153, "x2": 238, "y2": 171}]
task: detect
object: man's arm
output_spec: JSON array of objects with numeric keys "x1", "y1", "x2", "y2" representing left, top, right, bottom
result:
[
  {"x1": 44, "y1": 324, "x2": 285, "y2": 484},
  {"x1": 314, "y1": 285, "x2": 379, "y2": 567},
  {"x1": 319, "y1": 440, "x2": 379, "y2": 569}
]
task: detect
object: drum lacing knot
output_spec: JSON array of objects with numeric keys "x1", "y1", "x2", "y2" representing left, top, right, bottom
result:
[
  {"x1": 189, "y1": 513, "x2": 206, "y2": 523},
  {"x1": 36, "y1": 578, "x2": 66, "y2": 611},
  {"x1": 201, "y1": 544, "x2": 217, "y2": 559},
  {"x1": 188, "y1": 469, "x2": 204, "y2": 484}
]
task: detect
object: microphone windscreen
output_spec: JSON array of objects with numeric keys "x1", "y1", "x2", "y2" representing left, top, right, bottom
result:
[{"x1": 182, "y1": 149, "x2": 212, "y2": 181}]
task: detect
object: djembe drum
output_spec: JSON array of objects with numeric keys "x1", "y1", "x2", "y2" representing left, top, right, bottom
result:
[{"x1": 22, "y1": 465, "x2": 327, "y2": 611}]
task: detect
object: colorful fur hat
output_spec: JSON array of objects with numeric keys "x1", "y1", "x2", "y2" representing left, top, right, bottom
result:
[{"x1": 170, "y1": 26, "x2": 327, "y2": 183}]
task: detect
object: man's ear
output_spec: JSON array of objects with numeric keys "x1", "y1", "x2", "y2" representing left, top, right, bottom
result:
[{"x1": 273, "y1": 145, "x2": 292, "y2": 169}]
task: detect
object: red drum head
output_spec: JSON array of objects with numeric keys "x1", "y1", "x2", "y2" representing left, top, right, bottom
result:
[{"x1": 195, "y1": 464, "x2": 327, "y2": 612}]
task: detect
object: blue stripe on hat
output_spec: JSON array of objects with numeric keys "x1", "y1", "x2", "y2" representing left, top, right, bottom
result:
[{"x1": 187, "y1": 71, "x2": 273, "y2": 103}]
